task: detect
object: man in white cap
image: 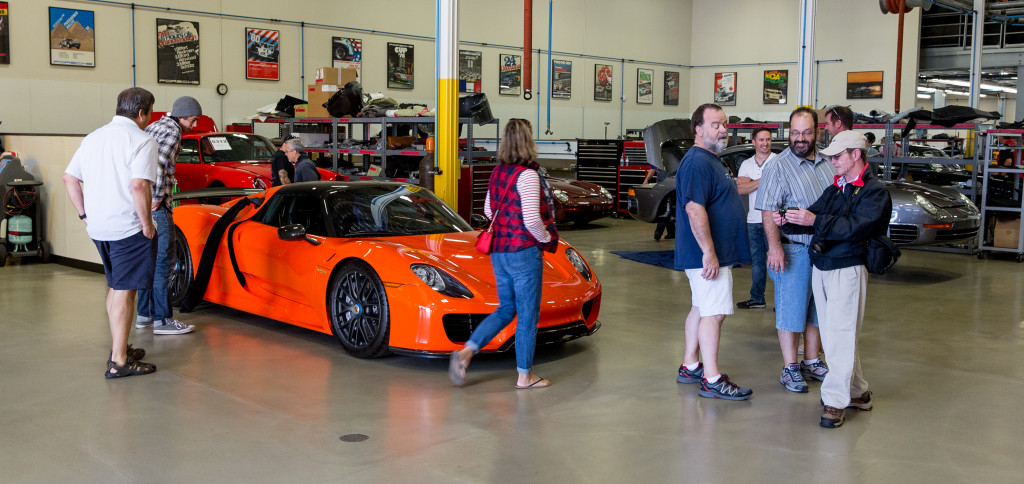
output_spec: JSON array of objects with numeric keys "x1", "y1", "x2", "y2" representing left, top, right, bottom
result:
[
  {"x1": 771, "y1": 130, "x2": 891, "y2": 428},
  {"x1": 136, "y1": 96, "x2": 202, "y2": 335}
]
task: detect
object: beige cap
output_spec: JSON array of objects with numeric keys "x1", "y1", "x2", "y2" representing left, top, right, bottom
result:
[{"x1": 820, "y1": 130, "x2": 867, "y2": 156}]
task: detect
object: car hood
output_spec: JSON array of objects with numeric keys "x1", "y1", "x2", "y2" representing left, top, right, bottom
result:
[
  {"x1": 358, "y1": 232, "x2": 587, "y2": 288},
  {"x1": 643, "y1": 119, "x2": 693, "y2": 174},
  {"x1": 885, "y1": 180, "x2": 971, "y2": 209},
  {"x1": 211, "y1": 161, "x2": 273, "y2": 178},
  {"x1": 545, "y1": 177, "x2": 607, "y2": 198}
]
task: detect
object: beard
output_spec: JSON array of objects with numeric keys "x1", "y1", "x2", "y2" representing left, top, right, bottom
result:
[
  {"x1": 790, "y1": 138, "x2": 815, "y2": 158},
  {"x1": 702, "y1": 132, "x2": 727, "y2": 155}
]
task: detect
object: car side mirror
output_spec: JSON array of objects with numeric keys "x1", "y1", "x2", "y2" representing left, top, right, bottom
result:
[
  {"x1": 470, "y1": 214, "x2": 490, "y2": 229},
  {"x1": 278, "y1": 224, "x2": 306, "y2": 241}
]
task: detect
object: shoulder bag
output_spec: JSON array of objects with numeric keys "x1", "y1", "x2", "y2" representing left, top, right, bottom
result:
[{"x1": 476, "y1": 168, "x2": 523, "y2": 253}]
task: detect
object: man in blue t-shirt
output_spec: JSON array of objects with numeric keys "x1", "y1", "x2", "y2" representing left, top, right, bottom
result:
[{"x1": 673, "y1": 103, "x2": 752, "y2": 401}]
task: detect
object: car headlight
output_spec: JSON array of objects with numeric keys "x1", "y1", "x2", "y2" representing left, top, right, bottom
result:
[
  {"x1": 564, "y1": 247, "x2": 592, "y2": 281},
  {"x1": 599, "y1": 186, "x2": 613, "y2": 200},
  {"x1": 410, "y1": 264, "x2": 473, "y2": 299},
  {"x1": 253, "y1": 177, "x2": 267, "y2": 189},
  {"x1": 914, "y1": 193, "x2": 939, "y2": 215},
  {"x1": 552, "y1": 189, "x2": 569, "y2": 203},
  {"x1": 955, "y1": 191, "x2": 977, "y2": 209}
]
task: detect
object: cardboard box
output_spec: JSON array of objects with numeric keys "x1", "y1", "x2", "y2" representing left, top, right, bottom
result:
[
  {"x1": 315, "y1": 67, "x2": 358, "y2": 85},
  {"x1": 993, "y1": 217, "x2": 1021, "y2": 248},
  {"x1": 293, "y1": 104, "x2": 309, "y2": 118},
  {"x1": 306, "y1": 84, "x2": 342, "y2": 118}
]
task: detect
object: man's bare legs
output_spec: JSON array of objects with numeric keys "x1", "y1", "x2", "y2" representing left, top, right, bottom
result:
[
  {"x1": 107, "y1": 288, "x2": 136, "y2": 367},
  {"x1": 683, "y1": 306, "x2": 726, "y2": 378}
]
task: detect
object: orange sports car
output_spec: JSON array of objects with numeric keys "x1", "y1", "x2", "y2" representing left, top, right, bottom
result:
[{"x1": 171, "y1": 181, "x2": 602, "y2": 358}]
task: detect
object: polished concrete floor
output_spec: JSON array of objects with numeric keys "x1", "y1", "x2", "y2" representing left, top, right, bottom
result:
[{"x1": 2, "y1": 217, "x2": 1023, "y2": 483}]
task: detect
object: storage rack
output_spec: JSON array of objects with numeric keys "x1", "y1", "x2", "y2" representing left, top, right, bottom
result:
[
  {"x1": 977, "y1": 129, "x2": 1024, "y2": 261},
  {"x1": 726, "y1": 123, "x2": 785, "y2": 145},
  {"x1": 253, "y1": 116, "x2": 500, "y2": 177},
  {"x1": 575, "y1": 139, "x2": 646, "y2": 216}
]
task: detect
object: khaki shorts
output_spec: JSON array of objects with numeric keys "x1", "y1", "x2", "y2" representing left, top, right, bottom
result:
[{"x1": 685, "y1": 266, "x2": 734, "y2": 317}]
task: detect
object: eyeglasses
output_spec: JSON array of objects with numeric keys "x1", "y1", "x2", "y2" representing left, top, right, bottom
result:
[
  {"x1": 828, "y1": 106, "x2": 841, "y2": 122},
  {"x1": 791, "y1": 130, "x2": 815, "y2": 139},
  {"x1": 829, "y1": 149, "x2": 853, "y2": 161}
]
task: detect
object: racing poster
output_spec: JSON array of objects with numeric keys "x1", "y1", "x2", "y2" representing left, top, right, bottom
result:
[
  {"x1": 49, "y1": 7, "x2": 95, "y2": 67},
  {"x1": 637, "y1": 68, "x2": 654, "y2": 104},
  {"x1": 387, "y1": 42, "x2": 414, "y2": 89},
  {"x1": 763, "y1": 70, "x2": 787, "y2": 104},
  {"x1": 332, "y1": 37, "x2": 361, "y2": 80},
  {"x1": 594, "y1": 64, "x2": 612, "y2": 102},
  {"x1": 664, "y1": 71, "x2": 679, "y2": 106},
  {"x1": 156, "y1": 19, "x2": 199, "y2": 85},
  {"x1": 551, "y1": 59, "x2": 571, "y2": 99},
  {"x1": 0, "y1": 3, "x2": 9, "y2": 64},
  {"x1": 459, "y1": 50, "x2": 482, "y2": 93},
  {"x1": 245, "y1": 27, "x2": 279, "y2": 80},
  {"x1": 499, "y1": 53, "x2": 521, "y2": 96},
  {"x1": 714, "y1": 72, "x2": 736, "y2": 106}
]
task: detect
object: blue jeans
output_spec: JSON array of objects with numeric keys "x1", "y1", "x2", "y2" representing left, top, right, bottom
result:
[
  {"x1": 767, "y1": 243, "x2": 817, "y2": 332},
  {"x1": 746, "y1": 223, "x2": 768, "y2": 303},
  {"x1": 137, "y1": 207, "x2": 176, "y2": 321},
  {"x1": 466, "y1": 246, "x2": 543, "y2": 374}
]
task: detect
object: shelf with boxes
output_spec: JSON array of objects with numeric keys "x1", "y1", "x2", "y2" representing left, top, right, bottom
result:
[{"x1": 978, "y1": 129, "x2": 1024, "y2": 261}]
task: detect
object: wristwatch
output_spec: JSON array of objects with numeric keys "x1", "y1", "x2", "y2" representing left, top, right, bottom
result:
[{"x1": 79, "y1": 213, "x2": 87, "y2": 220}]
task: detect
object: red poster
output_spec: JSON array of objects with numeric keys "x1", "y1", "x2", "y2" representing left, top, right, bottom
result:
[{"x1": 245, "y1": 27, "x2": 279, "y2": 80}]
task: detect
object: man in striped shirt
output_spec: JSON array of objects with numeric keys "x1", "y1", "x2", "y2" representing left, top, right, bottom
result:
[{"x1": 755, "y1": 107, "x2": 836, "y2": 393}]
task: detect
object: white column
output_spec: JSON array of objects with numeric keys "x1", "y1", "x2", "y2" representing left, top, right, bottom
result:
[
  {"x1": 933, "y1": 90, "x2": 947, "y2": 109},
  {"x1": 1016, "y1": 64, "x2": 1024, "y2": 122},
  {"x1": 969, "y1": 0, "x2": 984, "y2": 108},
  {"x1": 797, "y1": 0, "x2": 816, "y2": 107}
]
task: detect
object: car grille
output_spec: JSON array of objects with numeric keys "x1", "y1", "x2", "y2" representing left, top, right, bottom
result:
[
  {"x1": 936, "y1": 226, "x2": 979, "y2": 242},
  {"x1": 888, "y1": 224, "x2": 919, "y2": 245},
  {"x1": 442, "y1": 315, "x2": 595, "y2": 347}
]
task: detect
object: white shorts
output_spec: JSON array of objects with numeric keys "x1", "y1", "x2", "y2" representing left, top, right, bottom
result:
[{"x1": 685, "y1": 266, "x2": 734, "y2": 317}]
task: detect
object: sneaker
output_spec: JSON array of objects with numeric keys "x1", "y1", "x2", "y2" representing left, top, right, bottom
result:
[
  {"x1": 847, "y1": 391, "x2": 873, "y2": 411},
  {"x1": 800, "y1": 360, "x2": 829, "y2": 382},
  {"x1": 153, "y1": 319, "x2": 195, "y2": 335},
  {"x1": 821, "y1": 405, "x2": 845, "y2": 428},
  {"x1": 136, "y1": 316, "x2": 153, "y2": 329},
  {"x1": 698, "y1": 374, "x2": 753, "y2": 400},
  {"x1": 676, "y1": 362, "x2": 704, "y2": 383},
  {"x1": 779, "y1": 364, "x2": 809, "y2": 393},
  {"x1": 736, "y1": 299, "x2": 766, "y2": 309}
]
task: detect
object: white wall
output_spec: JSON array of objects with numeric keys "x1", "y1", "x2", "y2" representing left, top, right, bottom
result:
[
  {"x1": 688, "y1": 0, "x2": 921, "y2": 122},
  {"x1": 0, "y1": 0, "x2": 693, "y2": 140}
]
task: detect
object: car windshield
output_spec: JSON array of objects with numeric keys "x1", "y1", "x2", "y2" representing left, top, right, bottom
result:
[
  {"x1": 325, "y1": 185, "x2": 473, "y2": 236},
  {"x1": 200, "y1": 134, "x2": 276, "y2": 163}
]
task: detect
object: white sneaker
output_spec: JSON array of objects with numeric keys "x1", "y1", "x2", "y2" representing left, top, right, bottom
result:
[
  {"x1": 136, "y1": 316, "x2": 154, "y2": 329},
  {"x1": 153, "y1": 319, "x2": 195, "y2": 335}
]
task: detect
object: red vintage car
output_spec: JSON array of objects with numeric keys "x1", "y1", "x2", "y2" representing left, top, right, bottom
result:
[
  {"x1": 539, "y1": 167, "x2": 616, "y2": 224},
  {"x1": 148, "y1": 113, "x2": 339, "y2": 191}
]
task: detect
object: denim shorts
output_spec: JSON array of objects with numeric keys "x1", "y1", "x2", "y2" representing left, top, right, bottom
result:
[
  {"x1": 94, "y1": 230, "x2": 157, "y2": 290},
  {"x1": 767, "y1": 243, "x2": 817, "y2": 332}
]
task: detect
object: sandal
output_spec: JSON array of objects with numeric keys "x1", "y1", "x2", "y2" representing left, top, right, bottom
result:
[
  {"x1": 105, "y1": 358, "x2": 157, "y2": 379},
  {"x1": 127, "y1": 344, "x2": 146, "y2": 361}
]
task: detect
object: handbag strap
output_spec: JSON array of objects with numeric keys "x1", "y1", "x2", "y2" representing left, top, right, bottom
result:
[{"x1": 486, "y1": 166, "x2": 526, "y2": 230}]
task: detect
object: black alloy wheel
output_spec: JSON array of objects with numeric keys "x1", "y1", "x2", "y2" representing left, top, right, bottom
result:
[
  {"x1": 328, "y1": 261, "x2": 391, "y2": 358},
  {"x1": 169, "y1": 228, "x2": 194, "y2": 307}
]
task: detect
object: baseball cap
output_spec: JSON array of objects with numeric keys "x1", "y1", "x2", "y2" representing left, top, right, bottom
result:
[{"x1": 820, "y1": 130, "x2": 867, "y2": 156}]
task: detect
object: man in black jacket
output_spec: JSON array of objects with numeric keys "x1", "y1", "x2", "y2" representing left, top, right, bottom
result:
[
  {"x1": 284, "y1": 138, "x2": 320, "y2": 183},
  {"x1": 773, "y1": 130, "x2": 891, "y2": 429}
]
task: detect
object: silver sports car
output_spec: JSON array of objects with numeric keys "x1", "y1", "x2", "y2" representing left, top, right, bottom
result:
[{"x1": 626, "y1": 120, "x2": 980, "y2": 246}]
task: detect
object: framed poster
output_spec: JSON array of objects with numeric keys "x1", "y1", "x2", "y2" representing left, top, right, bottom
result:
[
  {"x1": 664, "y1": 71, "x2": 679, "y2": 106},
  {"x1": 0, "y1": 2, "x2": 10, "y2": 64},
  {"x1": 499, "y1": 53, "x2": 522, "y2": 95},
  {"x1": 387, "y1": 42, "x2": 414, "y2": 89},
  {"x1": 459, "y1": 50, "x2": 482, "y2": 93},
  {"x1": 714, "y1": 72, "x2": 736, "y2": 106},
  {"x1": 156, "y1": 19, "x2": 199, "y2": 85},
  {"x1": 551, "y1": 59, "x2": 572, "y2": 99},
  {"x1": 49, "y1": 7, "x2": 95, "y2": 67},
  {"x1": 245, "y1": 27, "x2": 279, "y2": 80},
  {"x1": 332, "y1": 37, "x2": 362, "y2": 80},
  {"x1": 637, "y1": 68, "x2": 654, "y2": 104},
  {"x1": 763, "y1": 70, "x2": 787, "y2": 104},
  {"x1": 847, "y1": 71, "x2": 883, "y2": 99},
  {"x1": 594, "y1": 64, "x2": 613, "y2": 102}
]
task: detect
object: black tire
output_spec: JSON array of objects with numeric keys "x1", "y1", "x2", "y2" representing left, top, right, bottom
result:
[
  {"x1": 0, "y1": 244, "x2": 7, "y2": 267},
  {"x1": 39, "y1": 241, "x2": 51, "y2": 263},
  {"x1": 327, "y1": 260, "x2": 391, "y2": 358},
  {"x1": 978, "y1": 251, "x2": 988, "y2": 260},
  {"x1": 169, "y1": 228, "x2": 194, "y2": 307}
]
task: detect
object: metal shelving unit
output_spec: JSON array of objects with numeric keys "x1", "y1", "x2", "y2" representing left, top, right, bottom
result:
[{"x1": 978, "y1": 130, "x2": 1024, "y2": 261}]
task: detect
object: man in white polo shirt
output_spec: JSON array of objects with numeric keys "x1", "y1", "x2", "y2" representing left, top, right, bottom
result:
[
  {"x1": 63, "y1": 87, "x2": 159, "y2": 379},
  {"x1": 735, "y1": 127, "x2": 776, "y2": 309}
]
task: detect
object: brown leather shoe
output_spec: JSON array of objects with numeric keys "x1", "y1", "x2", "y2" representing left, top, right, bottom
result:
[{"x1": 820, "y1": 405, "x2": 845, "y2": 428}]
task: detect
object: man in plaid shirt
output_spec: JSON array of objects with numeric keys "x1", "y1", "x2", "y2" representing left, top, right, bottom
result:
[{"x1": 136, "y1": 96, "x2": 203, "y2": 335}]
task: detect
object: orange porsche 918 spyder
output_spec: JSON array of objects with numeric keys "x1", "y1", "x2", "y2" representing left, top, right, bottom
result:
[{"x1": 171, "y1": 181, "x2": 602, "y2": 358}]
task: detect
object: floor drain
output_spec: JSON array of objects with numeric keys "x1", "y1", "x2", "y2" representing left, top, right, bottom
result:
[{"x1": 339, "y1": 433, "x2": 369, "y2": 442}]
